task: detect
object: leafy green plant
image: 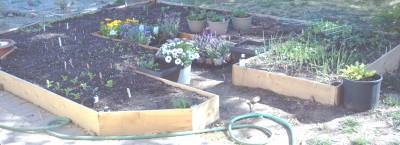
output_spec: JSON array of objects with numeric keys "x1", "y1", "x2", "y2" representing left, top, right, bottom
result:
[
  {"x1": 71, "y1": 93, "x2": 81, "y2": 100},
  {"x1": 232, "y1": 8, "x2": 250, "y2": 18},
  {"x1": 81, "y1": 83, "x2": 88, "y2": 90},
  {"x1": 54, "y1": 82, "x2": 62, "y2": 91},
  {"x1": 105, "y1": 80, "x2": 114, "y2": 88},
  {"x1": 341, "y1": 62, "x2": 376, "y2": 81},
  {"x1": 70, "y1": 77, "x2": 79, "y2": 85},
  {"x1": 341, "y1": 117, "x2": 360, "y2": 133},
  {"x1": 207, "y1": 11, "x2": 228, "y2": 22},
  {"x1": 88, "y1": 72, "x2": 96, "y2": 81},
  {"x1": 64, "y1": 88, "x2": 72, "y2": 96},
  {"x1": 61, "y1": 75, "x2": 68, "y2": 82},
  {"x1": 307, "y1": 138, "x2": 333, "y2": 145},
  {"x1": 80, "y1": 71, "x2": 86, "y2": 77},
  {"x1": 46, "y1": 80, "x2": 54, "y2": 88},
  {"x1": 135, "y1": 53, "x2": 159, "y2": 69},
  {"x1": 372, "y1": 3, "x2": 400, "y2": 33},
  {"x1": 350, "y1": 136, "x2": 370, "y2": 145},
  {"x1": 157, "y1": 12, "x2": 180, "y2": 45},
  {"x1": 172, "y1": 97, "x2": 193, "y2": 108}
]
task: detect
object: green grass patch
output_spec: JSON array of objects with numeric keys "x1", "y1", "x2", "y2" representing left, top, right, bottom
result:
[
  {"x1": 383, "y1": 96, "x2": 400, "y2": 107},
  {"x1": 351, "y1": 136, "x2": 370, "y2": 145},
  {"x1": 342, "y1": 117, "x2": 360, "y2": 133},
  {"x1": 307, "y1": 138, "x2": 333, "y2": 145}
]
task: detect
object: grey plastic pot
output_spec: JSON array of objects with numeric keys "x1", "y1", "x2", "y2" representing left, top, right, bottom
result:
[
  {"x1": 187, "y1": 19, "x2": 206, "y2": 33},
  {"x1": 342, "y1": 74, "x2": 383, "y2": 112},
  {"x1": 232, "y1": 16, "x2": 252, "y2": 31},
  {"x1": 207, "y1": 19, "x2": 229, "y2": 35}
]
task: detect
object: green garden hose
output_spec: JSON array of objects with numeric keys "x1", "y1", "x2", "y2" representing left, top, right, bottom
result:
[{"x1": 0, "y1": 113, "x2": 294, "y2": 145}]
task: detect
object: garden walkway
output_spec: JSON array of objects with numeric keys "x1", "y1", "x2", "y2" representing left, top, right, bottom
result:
[{"x1": 0, "y1": 91, "x2": 217, "y2": 145}]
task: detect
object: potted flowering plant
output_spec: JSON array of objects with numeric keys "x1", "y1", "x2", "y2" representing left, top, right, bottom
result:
[
  {"x1": 156, "y1": 38, "x2": 200, "y2": 84},
  {"x1": 207, "y1": 11, "x2": 229, "y2": 35},
  {"x1": 341, "y1": 62, "x2": 383, "y2": 112},
  {"x1": 187, "y1": 10, "x2": 207, "y2": 33},
  {"x1": 193, "y1": 32, "x2": 233, "y2": 66},
  {"x1": 231, "y1": 9, "x2": 252, "y2": 31}
]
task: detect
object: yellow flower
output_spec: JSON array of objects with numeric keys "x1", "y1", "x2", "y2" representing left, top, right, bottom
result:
[
  {"x1": 100, "y1": 21, "x2": 105, "y2": 25},
  {"x1": 105, "y1": 18, "x2": 112, "y2": 22},
  {"x1": 132, "y1": 19, "x2": 139, "y2": 23}
]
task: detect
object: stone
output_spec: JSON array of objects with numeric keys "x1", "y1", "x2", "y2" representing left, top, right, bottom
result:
[{"x1": 7, "y1": 13, "x2": 14, "y2": 17}]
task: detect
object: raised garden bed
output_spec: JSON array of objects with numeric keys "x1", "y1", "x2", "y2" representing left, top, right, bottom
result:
[
  {"x1": 233, "y1": 43, "x2": 400, "y2": 106},
  {"x1": 0, "y1": 70, "x2": 219, "y2": 135}
]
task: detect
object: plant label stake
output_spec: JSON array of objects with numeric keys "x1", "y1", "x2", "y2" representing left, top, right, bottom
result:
[
  {"x1": 69, "y1": 59, "x2": 74, "y2": 68},
  {"x1": 127, "y1": 88, "x2": 132, "y2": 98},
  {"x1": 94, "y1": 95, "x2": 99, "y2": 103},
  {"x1": 64, "y1": 61, "x2": 67, "y2": 71},
  {"x1": 66, "y1": 23, "x2": 69, "y2": 30},
  {"x1": 125, "y1": 2, "x2": 127, "y2": 7},
  {"x1": 58, "y1": 37, "x2": 62, "y2": 47},
  {"x1": 86, "y1": 63, "x2": 90, "y2": 69},
  {"x1": 43, "y1": 25, "x2": 46, "y2": 32},
  {"x1": 99, "y1": 72, "x2": 102, "y2": 80},
  {"x1": 74, "y1": 36, "x2": 77, "y2": 41}
]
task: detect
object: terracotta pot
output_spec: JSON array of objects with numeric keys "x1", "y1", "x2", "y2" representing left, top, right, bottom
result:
[
  {"x1": 187, "y1": 19, "x2": 206, "y2": 33},
  {"x1": 232, "y1": 16, "x2": 252, "y2": 31},
  {"x1": 207, "y1": 19, "x2": 229, "y2": 35},
  {"x1": 0, "y1": 39, "x2": 15, "y2": 57}
]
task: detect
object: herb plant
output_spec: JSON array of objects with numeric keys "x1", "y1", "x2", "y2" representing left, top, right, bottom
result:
[
  {"x1": 207, "y1": 11, "x2": 228, "y2": 22},
  {"x1": 188, "y1": 10, "x2": 207, "y2": 21},
  {"x1": 157, "y1": 12, "x2": 180, "y2": 45},
  {"x1": 193, "y1": 32, "x2": 233, "y2": 59},
  {"x1": 232, "y1": 9, "x2": 250, "y2": 18},
  {"x1": 341, "y1": 62, "x2": 376, "y2": 81}
]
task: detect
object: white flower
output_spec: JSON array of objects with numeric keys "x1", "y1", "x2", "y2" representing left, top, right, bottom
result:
[
  {"x1": 165, "y1": 56, "x2": 172, "y2": 63},
  {"x1": 175, "y1": 58, "x2": 182, "y2": 65},
  {"x1": 189, "y1": 54, "x2": 195, "y2": 60},
  {"x1": 153, "y1": 26, "x2": 159, "y2": 35},
  {"x1": 139, "y1": 24, "x2": 144, "y2": 32},
  {"x1": 109, "y1": 30, "x2": 117, "y2": 36},
  {"x1": 194, "y1": 53, "x2": 200, "y2": 59},
  {"x1": 175, "y1": 48, "x2": 183, "y2": 54},
  {"x1": 172, "y1": 53, "x2": 178, "y2": 58}
]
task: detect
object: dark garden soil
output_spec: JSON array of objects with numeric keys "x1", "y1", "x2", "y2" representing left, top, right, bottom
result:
[{"x1": 1, "y1": 2, "x2": 400, "y2": 145}]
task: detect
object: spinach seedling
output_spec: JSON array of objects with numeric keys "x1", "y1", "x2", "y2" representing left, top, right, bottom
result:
[{"x1": 105, "y1": 80, "x2": 114, "y2": 88}]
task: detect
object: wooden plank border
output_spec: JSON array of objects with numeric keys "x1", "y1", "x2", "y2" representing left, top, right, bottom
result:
[
  {"x1": 232, "y1": 64, "x2": 342, "y2": 105},
  {"x1": 0, "y1": 70, "x2": 219, "y2": 135},
  {"x1": 367, "y1": 44, "x2": 400, "y2": 73}
]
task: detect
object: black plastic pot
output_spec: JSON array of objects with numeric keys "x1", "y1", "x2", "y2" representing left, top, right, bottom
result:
[
  {"x1": 231, "y1": 40, "x2": 264, "y2": 63},
  {"x1": 342, "y1": 74, "x2": 383, "y2": 112},
  {"x1": 135, "y1": 61, "x2": 180, "y2": 82}
]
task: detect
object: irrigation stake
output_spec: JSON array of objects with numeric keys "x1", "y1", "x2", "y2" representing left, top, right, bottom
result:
[
  {"x1": 127, "y1": 88, "x2": 132, "y2": 98},
  {"x1": 58, "y1": 37, "x2": 63, "y2": 47}
]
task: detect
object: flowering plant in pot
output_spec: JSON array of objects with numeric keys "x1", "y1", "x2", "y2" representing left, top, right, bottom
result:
[
  {"x1": 156, "y1": 38, "x2": 200, "y2": 84},
  {"x1": 341, "y1": 62, "x2": 383, "y2": 112},
  {"x1": 187, "y1": 10, "x2": 207, "y2": 33},
  {"x1": 207, "y1": 11, "x2": 229, "y2": 35},
  {"x1": 231, "y1": 8, "x2": 252, "y2": 31},
  {"x1": 193, "y1": 32, "x2": 233, "y2": 66}
]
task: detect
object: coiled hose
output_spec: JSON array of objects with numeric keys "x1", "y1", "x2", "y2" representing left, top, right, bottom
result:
[{"x1": 0, "y1": 113, "x2": 294, "y2": 145}]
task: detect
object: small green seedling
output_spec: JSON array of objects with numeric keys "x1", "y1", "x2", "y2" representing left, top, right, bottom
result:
[
  {"x1": 55, "y1": 82, "x2": 62, "y2": 91},
  {"x1": 71, "y1": 93, "x2": 81, "y2": 100},
  {"x1": 64, "y1": 88, "x2": 72, "y2": 96},
  {"x1": 88, "y1": 72, "x2": 96, "y2": 81},
  {"x1": 70, "y1": 77, "x2": 79, "y2": 85},
  {"x1": 46, "y1": 80, "x2": 54, "y2": 88},
  {"x1": 81, "y1": 83, "x2": 88, "y2": 90},
  {"x1": 172, "y1": 97, "x2": 192, "y2": 109},
  {"x1": 61, "y1": 75, "x2": 68, "y2": 82},
  {"x1": 105, "y1": 80, "x2": 114, "y2": 88},
  {"x1": 341, "y1": 117, "x2": 360, "y2": 133}
]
